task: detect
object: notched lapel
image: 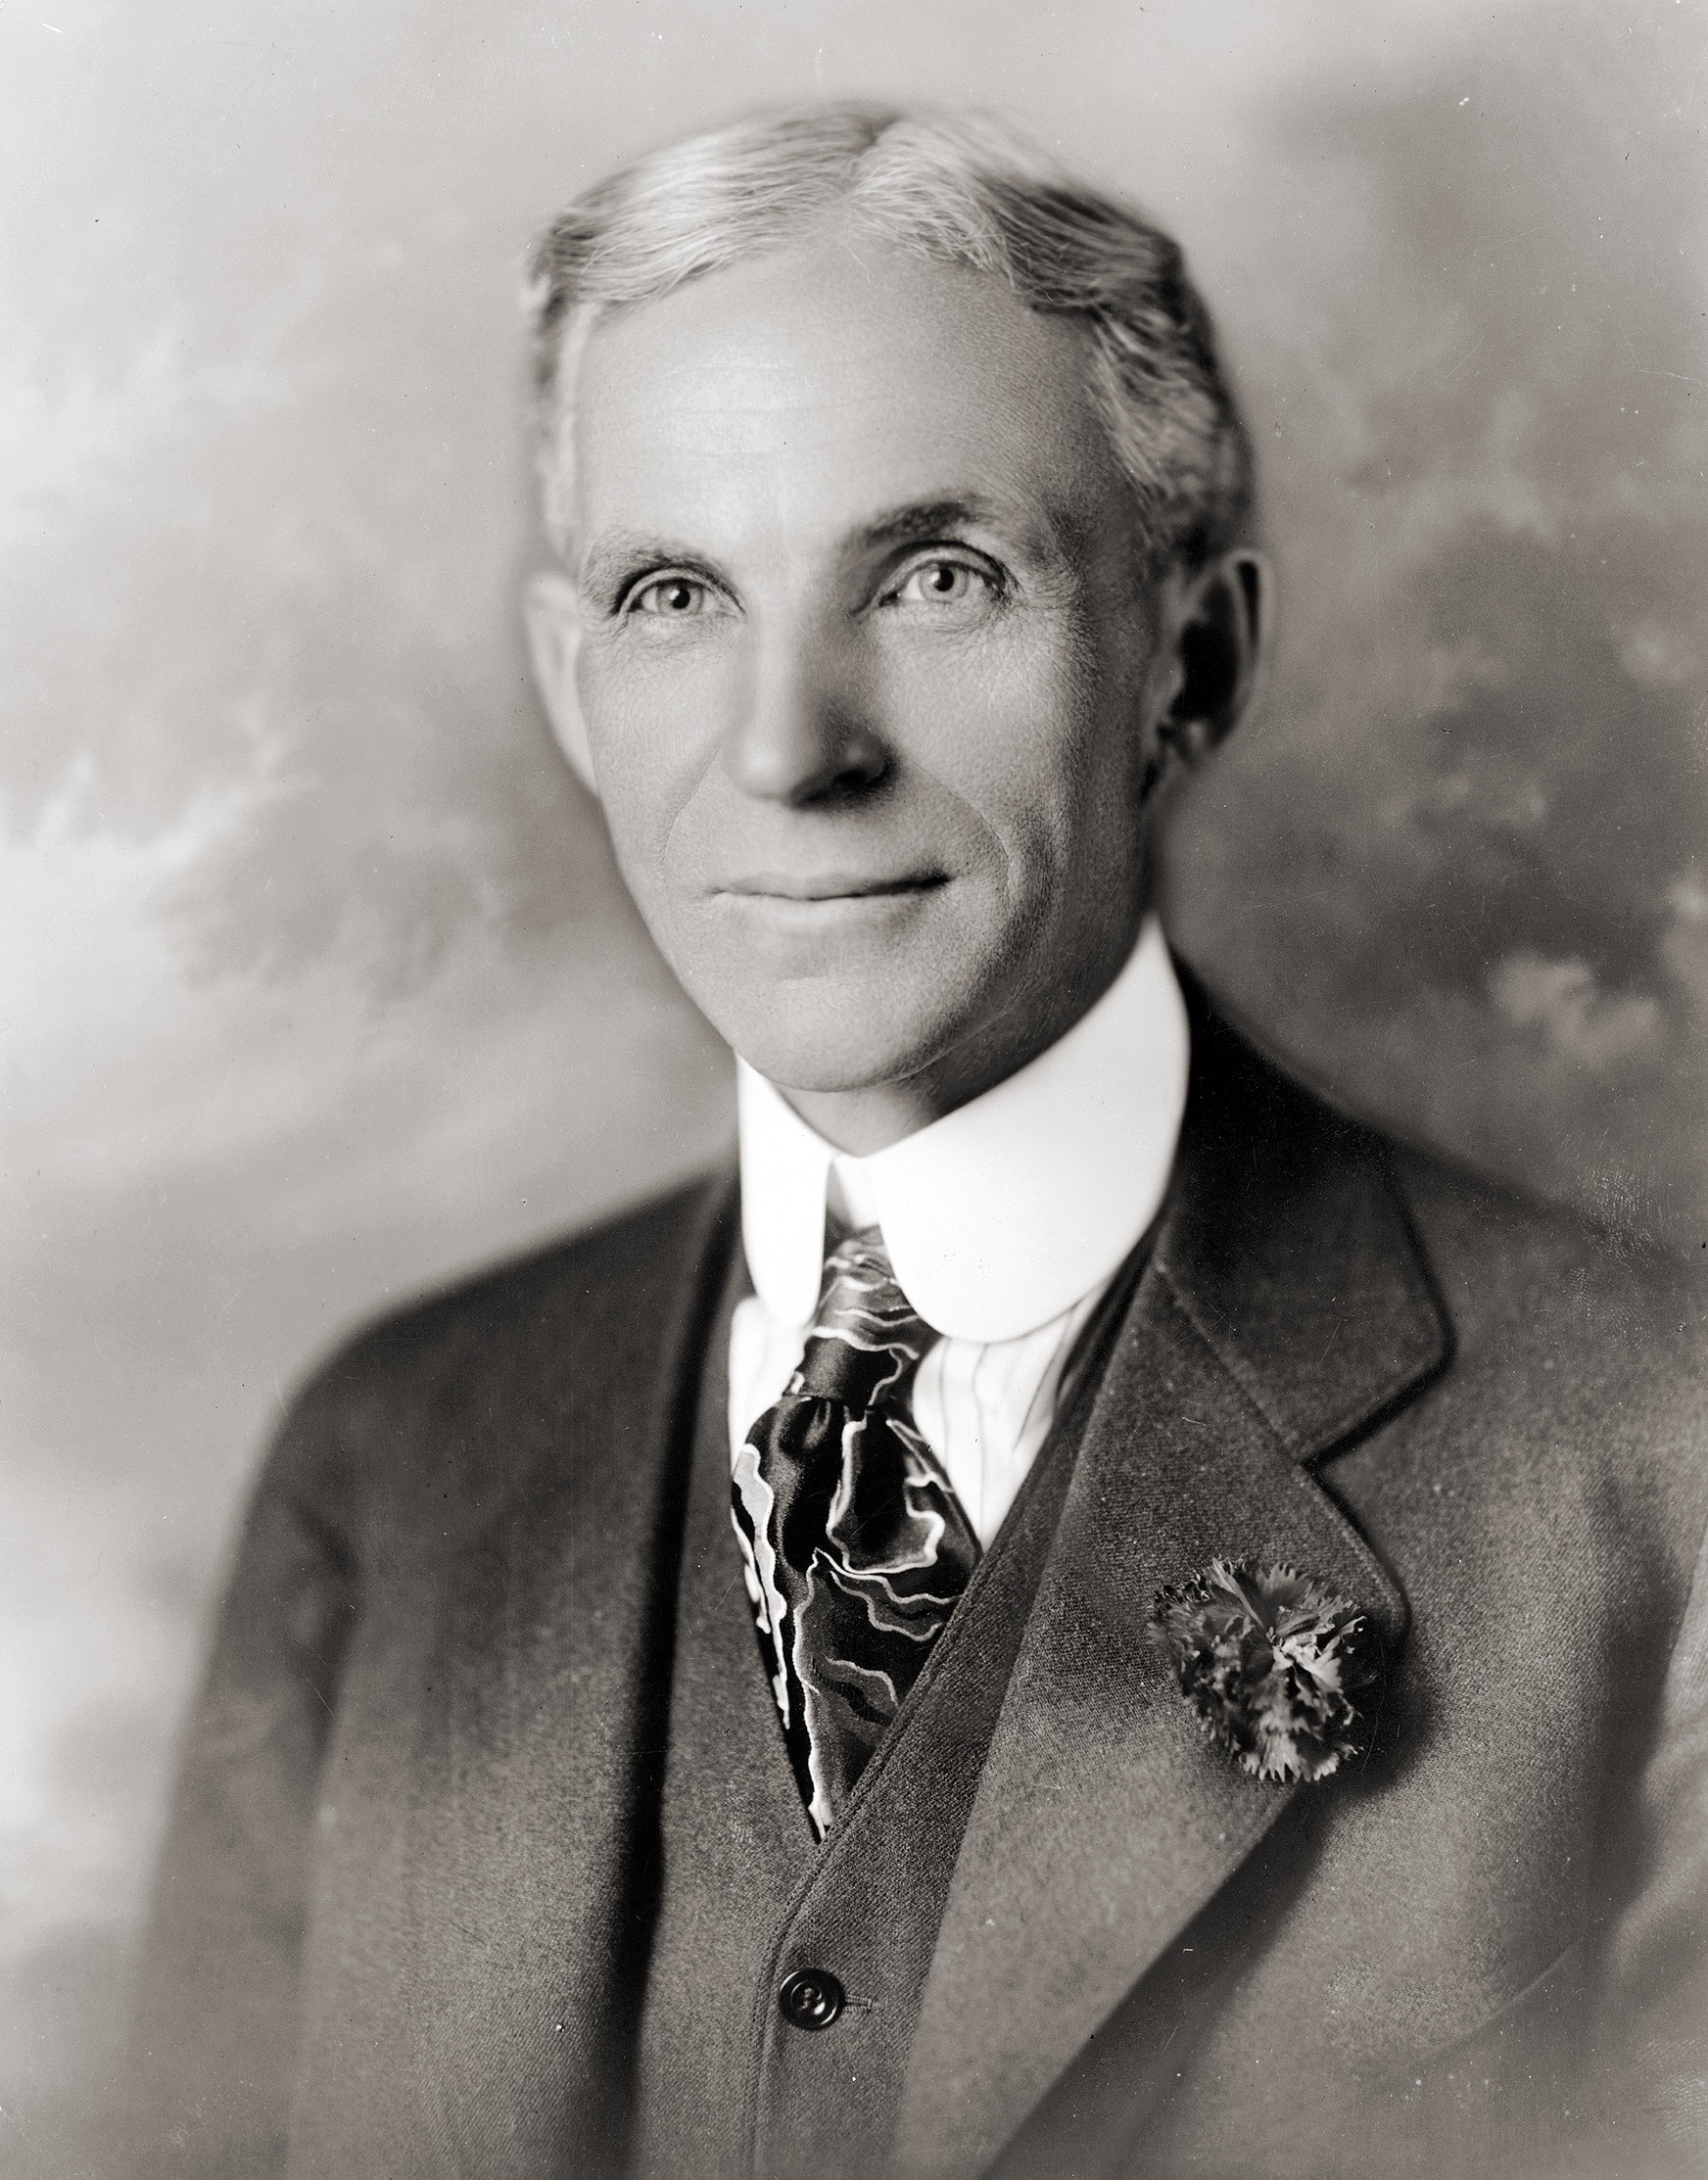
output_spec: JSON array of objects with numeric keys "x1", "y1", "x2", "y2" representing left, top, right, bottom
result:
[
  {"x1": 1157, "y1": 993, "x2": 1452, "y2": 1467},
  {"x1": 893, "y1": 1012, "x2": 1450, "y2": 2180}
]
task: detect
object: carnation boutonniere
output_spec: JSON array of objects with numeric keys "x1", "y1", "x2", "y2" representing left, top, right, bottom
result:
[{"x1": 1150, "y1": 1558, "x2": 1382, "y2": 1782}]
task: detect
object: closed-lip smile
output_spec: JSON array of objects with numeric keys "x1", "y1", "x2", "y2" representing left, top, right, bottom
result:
[{"x1": 717, "y1": 871, "x2": 946, "y2": 902}]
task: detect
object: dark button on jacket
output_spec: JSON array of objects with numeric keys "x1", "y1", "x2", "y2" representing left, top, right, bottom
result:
[{"x1": 778, "y1": 1970, "x2": 844, "y2": 2033}]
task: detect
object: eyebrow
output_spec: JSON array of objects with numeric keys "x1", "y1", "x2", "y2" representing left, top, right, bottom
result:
[
  {"x1": 578, "y1": 531, "x2": 721, "y2": 598},
  {"x1": 854, "y1": 496, "x2": 1004, "y2": 551},
  {"x1": 855, "y1": 491, "x2": 1083, "y2": 579}
]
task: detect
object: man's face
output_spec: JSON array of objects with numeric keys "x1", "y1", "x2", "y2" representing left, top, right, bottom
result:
[{"x1": 554, "y1": 230, "x2": 1169, "y2": 1115}]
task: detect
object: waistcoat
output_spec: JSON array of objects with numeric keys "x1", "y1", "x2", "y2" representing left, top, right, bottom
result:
[{"x1": 628, "y1": 1252, "x2": 1105, "y2": 2180}]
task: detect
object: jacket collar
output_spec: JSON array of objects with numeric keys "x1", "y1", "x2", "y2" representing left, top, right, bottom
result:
[{"x1": 891, "y1": 980, "x2": 1451, "y2": 2179}]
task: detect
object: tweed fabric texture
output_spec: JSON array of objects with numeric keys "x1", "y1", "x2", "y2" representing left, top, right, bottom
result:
[
  {"x1": 127, "y1": 982, "x2": 1708, "y2": 2180},
  {"x1": 630, "y1": 1244, "x2": 815, "y2": 2180}
]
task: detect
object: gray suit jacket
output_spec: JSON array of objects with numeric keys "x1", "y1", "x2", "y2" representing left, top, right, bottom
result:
[{"x1": 130, "y1": 992, "x2": 1708, "y2": 2178}]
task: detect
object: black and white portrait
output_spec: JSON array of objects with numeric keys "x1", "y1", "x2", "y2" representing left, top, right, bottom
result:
[{"x1": 5, "y1": 7, "x2": 1705, "y2": 2178}]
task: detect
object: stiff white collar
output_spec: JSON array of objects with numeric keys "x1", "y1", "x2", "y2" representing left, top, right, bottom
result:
[{"x1": 735, "y1": 916, "x2": 1191, "y2": 1345}]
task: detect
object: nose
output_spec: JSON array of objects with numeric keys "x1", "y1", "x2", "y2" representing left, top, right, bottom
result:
[{"x1": 722, "y1": 615, "x2": 889, "y2": 805}]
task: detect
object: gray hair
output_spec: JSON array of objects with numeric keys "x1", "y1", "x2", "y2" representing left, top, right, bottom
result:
[{"x1": 525, "y1": 103, "x2": 1254, "y2": 576}]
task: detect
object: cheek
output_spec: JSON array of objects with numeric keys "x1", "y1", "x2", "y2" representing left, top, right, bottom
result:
[
  {"x1": 576, "y1": 638, "x2": 731, "y2": 885},
  {"x1": 880, "y1": 623, "x2": 1111, "y2": 895}
]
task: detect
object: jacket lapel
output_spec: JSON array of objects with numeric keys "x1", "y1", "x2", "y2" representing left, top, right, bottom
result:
[{"x1": 892, "y1": 1006, "x2": 1450, "y2": 2180}]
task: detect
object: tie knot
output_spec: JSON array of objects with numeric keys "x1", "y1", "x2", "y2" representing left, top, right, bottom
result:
[
  {"x1": 813, "y1": 1226, "x2": 927, "y2": 1350},
  {"x1": 791, "y1": 1227, "x2": 935, "y2": 1411}
]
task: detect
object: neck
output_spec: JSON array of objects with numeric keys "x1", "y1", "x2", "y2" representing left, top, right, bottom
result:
[{"x1": 774, "y1": 911, "x2": 1147, "y2": 1156}]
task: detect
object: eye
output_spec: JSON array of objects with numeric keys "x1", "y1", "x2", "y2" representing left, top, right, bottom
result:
[
  {"x1": 886, "y1": 556, "x2": 1000, "y2": 608},
  {"x1": 626, "y1": 573, "x2": 723, "y2": 620}
]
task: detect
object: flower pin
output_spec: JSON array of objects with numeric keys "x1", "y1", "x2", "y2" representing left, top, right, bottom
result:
[{"x1": 1150, "y1": 1558, "x2": 1382, "y2": 1782}]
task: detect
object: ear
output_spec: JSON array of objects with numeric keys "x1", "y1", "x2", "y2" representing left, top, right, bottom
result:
[
  {"x1": 524, "y1": 568, "x2": 596, "y2": 796},
  {"x1": 1153, "y1": 546, "x2": 1271, "y2": 771}
]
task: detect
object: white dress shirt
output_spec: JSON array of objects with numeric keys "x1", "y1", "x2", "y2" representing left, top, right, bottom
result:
[{"x1": 729, "y1": 917, "x2": 1192, "y2": 1546}]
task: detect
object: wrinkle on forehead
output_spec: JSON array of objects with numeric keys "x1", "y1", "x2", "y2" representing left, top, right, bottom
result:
[{"x1": 567, "y1": 233, "x2": 1119, "y2": 576}]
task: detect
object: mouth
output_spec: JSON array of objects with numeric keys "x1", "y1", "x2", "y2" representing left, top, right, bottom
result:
[{"x1": 716, "y1": 871, "x2": 947, "y2": 904}]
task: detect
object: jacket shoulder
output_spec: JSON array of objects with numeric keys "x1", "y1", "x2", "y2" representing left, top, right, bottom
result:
[
  {"x1": 1189, "y1": 967, "x2": 1703, "y2": 1374},
  {"x1": 262, "y1": 1167, "x2": 736, "y2": 1543},
  {"x1": 1385, "y1": 1136, "x2": 1708, "y2": 1580},
  {"x1": 1187, "y1": 972, "x2": 1705, "y2": 1549},
  {"x1": 1387, "y1": 1133, "x2": 1705, "y2": 1366}
]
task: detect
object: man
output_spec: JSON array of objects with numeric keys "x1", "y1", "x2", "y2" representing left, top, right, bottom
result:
[{"x1": 132, "y1": 107, "x2": 1706, "y2": 2179}]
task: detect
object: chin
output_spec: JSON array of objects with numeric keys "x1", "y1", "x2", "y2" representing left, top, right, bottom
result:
[{"x1": 707, "y1": 980, "x2": 956, "y2": 1097}]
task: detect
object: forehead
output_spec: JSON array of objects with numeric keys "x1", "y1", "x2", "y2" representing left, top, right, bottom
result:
[{"x1": 568, "y1": 232, "x2": 1121, "y2": 559}]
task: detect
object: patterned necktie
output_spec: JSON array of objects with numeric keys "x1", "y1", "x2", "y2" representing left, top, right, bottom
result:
[{"x1": 731, "y1": 1226, "x2": 981, "y2": 1837}]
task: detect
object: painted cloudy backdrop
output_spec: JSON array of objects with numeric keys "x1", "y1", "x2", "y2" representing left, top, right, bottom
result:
[{"x1": 2, "y1": 0, "x2": 1704, "y2": 2167}]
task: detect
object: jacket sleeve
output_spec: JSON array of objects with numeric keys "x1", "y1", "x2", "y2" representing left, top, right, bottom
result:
[
  {"x1": 126, "y1": 1381, "x2": 361, "y2": 2180},
  {"x1": 1598, "y1": 1503, "x2": 1708, "y2": 2174}
]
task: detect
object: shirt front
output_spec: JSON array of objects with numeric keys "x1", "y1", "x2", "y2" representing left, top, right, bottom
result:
[{"x1": 729, "y1": 916, "x2": 1191, "y2": 1545}]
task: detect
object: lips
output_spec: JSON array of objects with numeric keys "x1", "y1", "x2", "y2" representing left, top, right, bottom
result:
[{"x1": 717, "y1": 871, "x2": 946, "y2": 902}]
